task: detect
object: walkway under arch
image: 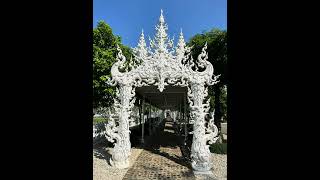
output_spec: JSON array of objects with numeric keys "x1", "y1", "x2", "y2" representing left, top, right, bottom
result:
[{"x1": 123, "y1": 116, "x2": 195, "y2": 180}]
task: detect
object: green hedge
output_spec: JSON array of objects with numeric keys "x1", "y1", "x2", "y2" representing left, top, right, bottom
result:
[
  {"x1": 210, "y1": 143, "x2": 227, "y2": 154},
  {"x1": 93, "y1": 117, "x2": 108, "y2": 124}
]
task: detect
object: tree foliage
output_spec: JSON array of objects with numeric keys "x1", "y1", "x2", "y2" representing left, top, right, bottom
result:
[
  {"x1": 187, "y1": 29, "x2": 227, "y2": 125},
  {"x1": 93, "y1": 21, "x2": 132, "y2": 109}
]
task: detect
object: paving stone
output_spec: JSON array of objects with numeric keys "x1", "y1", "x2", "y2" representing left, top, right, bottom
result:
[{"x1": 123, "y1": 120, "x2": 195, "y2": 180}]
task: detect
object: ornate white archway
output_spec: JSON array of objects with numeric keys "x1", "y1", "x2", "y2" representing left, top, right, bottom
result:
[{"x1": 105, "y1": 10, "x2": 220, "y2": 173}]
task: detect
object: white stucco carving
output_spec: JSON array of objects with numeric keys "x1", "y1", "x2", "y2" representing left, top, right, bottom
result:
[{"x1": 105, "y1": 10, "x2": 220, "y2": 172}]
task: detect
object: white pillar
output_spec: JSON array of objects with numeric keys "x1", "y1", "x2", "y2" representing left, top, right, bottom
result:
[
  {"x1": 141, "y1": 97, "x2": 145, "y2": 144},
  {"x1": 105, "y1": 84, "x2": 134, "y2": 169},
  {"x1": 179, "y1": 102, "x2": 182, "y2": 122},
  {"x1": 148, "y1": 103, "x2": 152, "y2": 135},
  {"x1": 184, "y1": 94, "x2": 187, "y2": 145},
  {"x1": 189, "y1": 83, "x2": 218, "y2": 174}
]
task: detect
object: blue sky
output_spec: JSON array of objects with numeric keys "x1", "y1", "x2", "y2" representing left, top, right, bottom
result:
[{"x1": 93, "y1": 0, "x2": 227, "y2": 48}]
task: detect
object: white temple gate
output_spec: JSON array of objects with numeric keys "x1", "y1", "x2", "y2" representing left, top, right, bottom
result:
[{"x1": 105, "y1": 10, "x2": 220, "y2": 173}]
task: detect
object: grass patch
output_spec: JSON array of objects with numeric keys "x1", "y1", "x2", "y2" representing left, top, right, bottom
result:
[
  {"x1": 210, "y1": 143, "x2": 227, "y2": 154},
  {"x1": 93, "y1": 117, "x2": 108, "y2": 124}
]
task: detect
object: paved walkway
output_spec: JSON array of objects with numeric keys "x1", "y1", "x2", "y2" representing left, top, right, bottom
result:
[{"x1": 123, "y1": 118, "x2": 195, "y2": 180}]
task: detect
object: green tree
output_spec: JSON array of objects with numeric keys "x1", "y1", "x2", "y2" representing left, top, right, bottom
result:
[
  {"x1": 187, "y1": 29, "x2": 227, "y2": 129},
  {"x1": 93, "y1": 21, "x2": 132, "y2": 109}
]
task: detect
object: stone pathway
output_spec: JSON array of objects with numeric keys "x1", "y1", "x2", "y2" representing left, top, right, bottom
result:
[
  {"x1": 123, "y1": 119, "x2": 195, "y2": 180},
  {"x1": 93, "y1": 118, "x2": 227, "y2": 180},
  {"x1": 93, "y1": 147, "x2": 143, "y2": 180}
]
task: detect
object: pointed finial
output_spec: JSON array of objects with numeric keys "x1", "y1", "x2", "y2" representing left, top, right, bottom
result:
[
  {"x1": 159, "y1": 9, "x2": 164, "y2": 23},
  {"x1": 141, "y1": 29, "x2": 144, "y2": 35},
  {"x1": 178, "y1": 28, "x2": 185, "y2": 41},
  {"x1": 180, "y1": 28, "x2": 184, "y2": 36}
]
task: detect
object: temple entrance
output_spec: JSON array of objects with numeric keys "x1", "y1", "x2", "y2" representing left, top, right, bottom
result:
[
  {"x1": 124, "y1": 86, "x2": 194, "y2": 178},
  {"x1": 104, "y1": 10, "x2": 220, "y2": 174},
  {"x1": 127, "y1": 85, "x2": 188, "y2": 146},
  {"x1": 134, "y1": 85, "x2": 189, "y2": 146}
]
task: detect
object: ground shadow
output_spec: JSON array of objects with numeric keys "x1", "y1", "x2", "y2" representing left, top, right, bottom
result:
[
  {"x1": 144, "y1": 145, "x2": 191, "y2": 168},
  {"x1": 93, "y1": 118, "x2": 193, "y2": 172},
  {"x1": 93, "y1": 144, "x2": 113, "y2": 166},
  {"x1": 141, "y1": 164, "x2": 195, "y2": 179},
  {"x1": 140, "y1": 119, "x2": 193, "y2": 169}
]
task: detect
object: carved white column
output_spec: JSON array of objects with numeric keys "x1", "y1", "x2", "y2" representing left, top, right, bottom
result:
[
  {"x1": 184, "y1": 94, "x2": 187, "y2": 145},
  {"x1": 141, "y1": 97, "x2": 145, "y2": 144},
  {"x1": 181, "y1": 42, "x2": 220, "y2": 174},
  {"x1": 148, "y1": 104, "x2": 151, "y2": 135},
  {"x1": 106, "y1": 83, "x2": 135, "y2": 169},
  {"x1": 189, "y1": 82, "x2": 212, "y2": 173}
]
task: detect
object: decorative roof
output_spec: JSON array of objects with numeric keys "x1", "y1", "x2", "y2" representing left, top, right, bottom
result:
[{"x1": 108, "y1": 10, "x2": 220, "y2": 92}]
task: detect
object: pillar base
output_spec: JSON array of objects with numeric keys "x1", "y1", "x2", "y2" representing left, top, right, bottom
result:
[
  {"x1": 193, "y1": 170, "x2": 213, "y2": 175},
  {"x1": 139, "y1": 137, "x2": 145, "y2": 144},
  {"x1": 191, "y1": 161, "x2": 213, "y2": 174},
  {"x1": 110, "y1": 159, "x2": 130, "y2": 169}
]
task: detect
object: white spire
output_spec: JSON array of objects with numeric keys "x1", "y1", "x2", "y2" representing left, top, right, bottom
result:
[
  {"x1": 133, "y1": 29, "x2": 148, "y2": 63},
  {"x1": 149, "y1": 9, "x2": 173, "y2": 55},
  {"x1": 159, "y1": 9, "x2": 164, "y2": 23},
  {"x1": 176, "y1": 28, "x2": 186, "y2": 60},
  {"x1": 137, "y1": 29, "x2": 147, "y2": 50}
]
